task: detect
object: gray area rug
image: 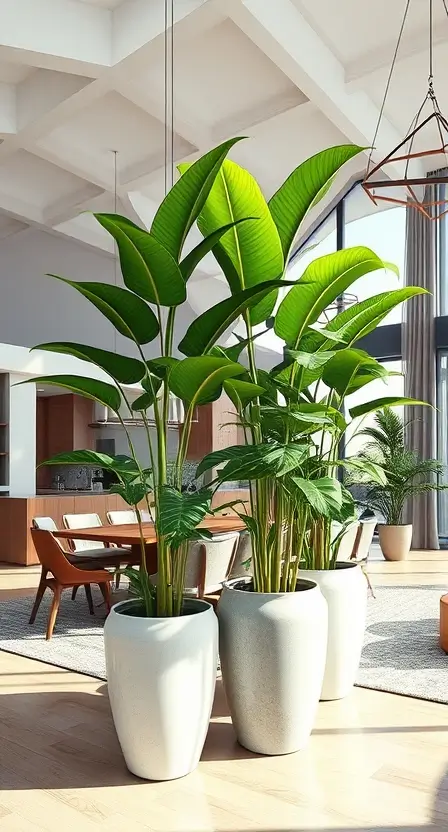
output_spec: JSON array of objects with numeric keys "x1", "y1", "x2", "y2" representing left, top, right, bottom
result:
[
  {"x1": 357, "y1": 584, "x2": 448, "y2": 704},
  {"x1": 0, "y1": 584, "x2": 447, "y2": 703}
]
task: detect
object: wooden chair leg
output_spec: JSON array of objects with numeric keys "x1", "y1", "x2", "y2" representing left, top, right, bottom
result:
[
  {"x1": 46, "y1": 585, "x2": 61, "y2": 640},
  {"x1": 98, "y1": 581, "x2": 111, "y2": 614},
  {"x1": 115, "y1": 570, "x2": 121, "y2": 590},
  {"x1": 72, "y1": 586, "x2": 79, "y2": 601},
  {"x1": 84, "y1": 584, "x2": 94, "y2": 615},
  {"x1": 29, "y1": 569, "x2": 48, "y2": 624}
]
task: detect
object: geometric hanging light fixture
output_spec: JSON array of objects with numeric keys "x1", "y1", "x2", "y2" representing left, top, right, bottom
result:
[{"x1": 362, "y1": 0, "x2": 448, "y2": 220}]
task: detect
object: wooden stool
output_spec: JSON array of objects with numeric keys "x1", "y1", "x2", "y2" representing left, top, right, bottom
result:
[{"x1": 439, "y1": 594, "x2": 448, "y2": 653}]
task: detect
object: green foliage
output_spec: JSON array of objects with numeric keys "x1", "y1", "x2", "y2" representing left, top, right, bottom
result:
[
  {"x1": 157, "y1": 487, "x2": 213, "y2": 550},
  {"x1": 169, "y1": 357, "x2": 245, "y2": 406},
  {"x1": 34, "y1": 343, "x2": 146, "y2": 384},
  {"x1": 347, "y1": 408, "x2": 448, "y2": 525},
  {"x1": 94, "y1": 214, "x2": 186, "y2": 307},
  {"x1": 268, "y1": 145, "x2": 365, "y2": 260},
  {"x1": 27, "y1": 375, "x2": 121, "y2": 412},
  {"x1": 46, "y1": 277, "x2": 160, "y2": 345},
  {"x1": 32, "y1": 136, "x2": 422, "y2": 603}
]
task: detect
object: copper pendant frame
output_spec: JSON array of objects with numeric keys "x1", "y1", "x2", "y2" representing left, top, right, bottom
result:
[{"x1": 362, "y1": 0, "x2": 448, "y2": 221}]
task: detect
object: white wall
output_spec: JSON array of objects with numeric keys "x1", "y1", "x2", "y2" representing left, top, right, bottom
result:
[
  {"x1": 95, "y1": 423, "x2": 179, "y2": 467},
  {"x1": 0, "y1": 227, "x2": 196, "y2": 357}
]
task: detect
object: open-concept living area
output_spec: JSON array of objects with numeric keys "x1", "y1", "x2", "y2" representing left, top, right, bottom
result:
[{"x1": 1, "y1": 0, "x2": 448, "y2": 830}]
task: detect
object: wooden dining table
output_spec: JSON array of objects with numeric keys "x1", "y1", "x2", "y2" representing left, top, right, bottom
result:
[{"x1": 53, "y1": 516, "x2": 247, "y2": 573}]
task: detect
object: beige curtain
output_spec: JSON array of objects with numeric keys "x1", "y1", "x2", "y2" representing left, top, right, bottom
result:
[{"x1": 403, "y1": 193, "x2": 439, "y2": 550}]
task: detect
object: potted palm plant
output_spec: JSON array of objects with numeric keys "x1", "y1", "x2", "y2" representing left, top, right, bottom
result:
[
  {"x1": 190, "y1": 154, "x2": 427, "y2": 747},
  {"x1": 347, "y1": 408, "x2": 446, "y2": 561}
]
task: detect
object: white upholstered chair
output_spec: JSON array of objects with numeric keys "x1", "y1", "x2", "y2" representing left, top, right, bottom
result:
[
  {"x1": 107, "y1": 509, "x2": 138, "y2": 525},
  {"x1": 228, "y1": 530, "x2": 252, "y2": 580},
  {"x1": 62, "y1": 512, "x2": 129, "y2": 558},
  {"x1": 182, "y1": 531, "x2": 240, "y2": 599}
]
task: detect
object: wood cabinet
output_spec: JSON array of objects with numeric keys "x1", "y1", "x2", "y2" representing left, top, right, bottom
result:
[{"x1": 36, "y1": 395, "x2": 94, "y2": 488}]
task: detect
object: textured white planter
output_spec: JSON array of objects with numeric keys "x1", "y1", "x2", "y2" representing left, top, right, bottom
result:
[
  {"x1": 378, "y1": 524, "x2": 413, "y2": 561},
  {"x1": 300, "y1": 563, "x2": 367, "y2": 701},
  {"x1": 218, "y1": 578, "x2": 327, "y2": 755},
  {"x1": 104, "y1": 597, "x2": 218, "y2": 781}
]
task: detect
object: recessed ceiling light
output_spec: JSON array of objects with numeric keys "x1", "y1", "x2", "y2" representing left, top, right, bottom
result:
[{"x1": 37, "y1": 388, "x2": 45, "y2": 393}]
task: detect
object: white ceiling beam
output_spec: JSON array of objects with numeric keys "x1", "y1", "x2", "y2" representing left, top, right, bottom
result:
[
  {"x1": 0, "y1": 0, "x2": 111, "y2": 71},
  {"x1": 16, "y1": 70, "x2": 93, "y2": 131},
  {"x1": 42, "y1": 183, "x2": 104, "y2": 227},
  {"x1": 112, "y1": 0, "x2": 218, "y2": 65},
  {"x1": 114, "y1": 81, "x2": 208, "y2": 151},
  {"x1": 227, "y1": 0, "x2": 424, "y2": 179},
  {"x1": 345, "y1": 29, "x2": 446, "y2": 88}
]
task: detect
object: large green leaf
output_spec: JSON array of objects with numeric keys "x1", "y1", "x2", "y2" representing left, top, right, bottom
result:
[
  {"x1": 94, "y1": 214, "x2": 186, "y2": 307},
  {"x1": 180, "y1": 220, "x2": 256, "y2": 281},
  {"x1": 195, "y1": 445, "x2": 249, "y2": 478},
  {"x1": 286, "y1": 349, "x2": 336, "y2": 371},
  {"x1": 47, "y1": 276, "x2": 159, "y2": 345},
  {"x1": 220, "y1": 443, "x2": 309, "y2": 482},
  {"x1": 223, "y1": 378, "x2": 265, "y2": 410},
  {"x1": 316, "y1": 287, "x2": 428, "y2": 349},
  {"x1": 184, "y1": 158, "x2": 284, "y2": 324},
  {"x1": 349, "y1": 396, "x2": 429, "y2": 419},
  {"x1": 169, "y1": 357, "x2": 245, "y2": 406},
  {"x1": 322, "y1": 349, "x2": 388, "y2": 396},
  {"x1": 269, "y1": 145, "x2": 364, "y2": 259},
  {"x1": 37, "y1": 451, "x2": 144, "y2": 481},
  {"x1": 26, "y1": 375, "x2": 121, "y2": 412},
  {"x1": 33, "y1": 343, "x2": 145, "y2": 384},
  {"x1": 275, "y1": 247, "x2": 396, "y2": 347},
  {"x1": 157, "y1": 486, "x2": 213, "y2": 548},
  {"x1": 151, "y1": 138, "x2": 244, "y2": 260},
  {"x1": 290, "y1": 476, "x2": 343, "y2": 516},
  {"x1": 179, "y1": 279, "x2": 290, "y2": 356},
  {"x1": 338, "y1": 457, "x2": 388, "y2": 486}
]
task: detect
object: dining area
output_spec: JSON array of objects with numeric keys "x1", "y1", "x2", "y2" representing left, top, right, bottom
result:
[{"x1": 29, "y1": 510, "x2": 249, "y2": 640}]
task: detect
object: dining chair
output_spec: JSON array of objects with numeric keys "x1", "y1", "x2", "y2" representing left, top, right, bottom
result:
[
  {"x1": 63, "y1": 512, "x2": 132, "y2": 593},
  {"x1": 335, "y1": 522, "x2": 360, "y2": 561},
  {"x1": 30, "y1": 528, "x2": 113, "y2": 640},
  {"x1": 184, "y1": 531, "x2": 240, "y2": 604},
  {"x1": 107, "y1": 509, "x2": 137, "y2": 525},
  {"x1": 352, "y1": 519, "x2": 377, "y2": 562},
  {"x1": 228, "y1": 530, "x2": 252, "y2": 580}
]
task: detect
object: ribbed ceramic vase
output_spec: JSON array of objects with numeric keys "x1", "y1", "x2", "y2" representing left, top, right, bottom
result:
[
  {"x1": 104, "y1": 598, "x2": 218, "y2": 781},
  {"x1": 300, "y1": 563, "x2": 367, "y2": 700},
  {"x1": 378, "y1": 524, "x2": 412, "y2": 561},
  {"x1": 218, "y1": 578, "x2": 328, "y2": 755}
]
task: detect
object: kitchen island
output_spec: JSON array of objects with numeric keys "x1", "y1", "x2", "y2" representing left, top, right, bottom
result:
[{"x1": 0, "y1": 489, "x2": 249, "y2": 566}]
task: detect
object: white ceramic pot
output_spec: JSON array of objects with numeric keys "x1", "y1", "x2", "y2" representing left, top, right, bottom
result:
[
  {"x1": 378, "y1": 524, "x2": 412, "y2": 561},
  {"x1": 218, "y1": 578, "x2": 327, "y2": 755},
  {"x1": 104, "y1": 597, "x2": 218, "y2": 781},
  {"x1": 300, "y1": 563, "x2": 367, "y2": 701}
]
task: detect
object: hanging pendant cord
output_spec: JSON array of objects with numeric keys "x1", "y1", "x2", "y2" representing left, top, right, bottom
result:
[
  {"x1": 112, "y1": 149, "x2": 118, "y2": 352},
  {"x1": 428, "y1": 0, "x2": 435, "y2": 97},
  {"x1": 367, "y1": 0, "x2": 412, "y2": 172},
  {"x1": 164, "y1": 0, "x2": 175, "y2": 195}
]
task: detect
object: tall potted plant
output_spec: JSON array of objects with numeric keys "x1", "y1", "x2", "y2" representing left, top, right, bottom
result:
[
  {"x1": 347, "y1": 407, "x2": 445, "y2": 561},
  {"x1": 27, "y1": 138, "x2": 298, "y2": 780},
  {"x1": 192, "y1": 156, "x2": 427, "y2": 746}
]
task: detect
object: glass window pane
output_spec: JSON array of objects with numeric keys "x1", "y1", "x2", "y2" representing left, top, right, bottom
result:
[
  {"x1": 437, "y1": 351, "x2": 448, "y2": 539},
  {"x1": 344, "y1": 187, "x2": 406, "y2": 325}
]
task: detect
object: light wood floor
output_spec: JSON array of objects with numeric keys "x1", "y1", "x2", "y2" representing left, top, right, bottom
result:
[{"x1": 0, "y1": 550, "x2": 447, "y2": 831}]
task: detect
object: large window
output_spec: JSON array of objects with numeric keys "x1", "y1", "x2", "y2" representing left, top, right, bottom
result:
[
  {"x1": 344, "y1": 187, "x2": 406, "y2": 325},
  {"x1": 437, "y1": 351, "x2": 448, "y2": 538}
]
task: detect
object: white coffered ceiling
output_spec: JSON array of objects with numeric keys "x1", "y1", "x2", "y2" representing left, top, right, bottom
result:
[{"x1": 0, "y1": 0, "x2": 445, "y2": 253}]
